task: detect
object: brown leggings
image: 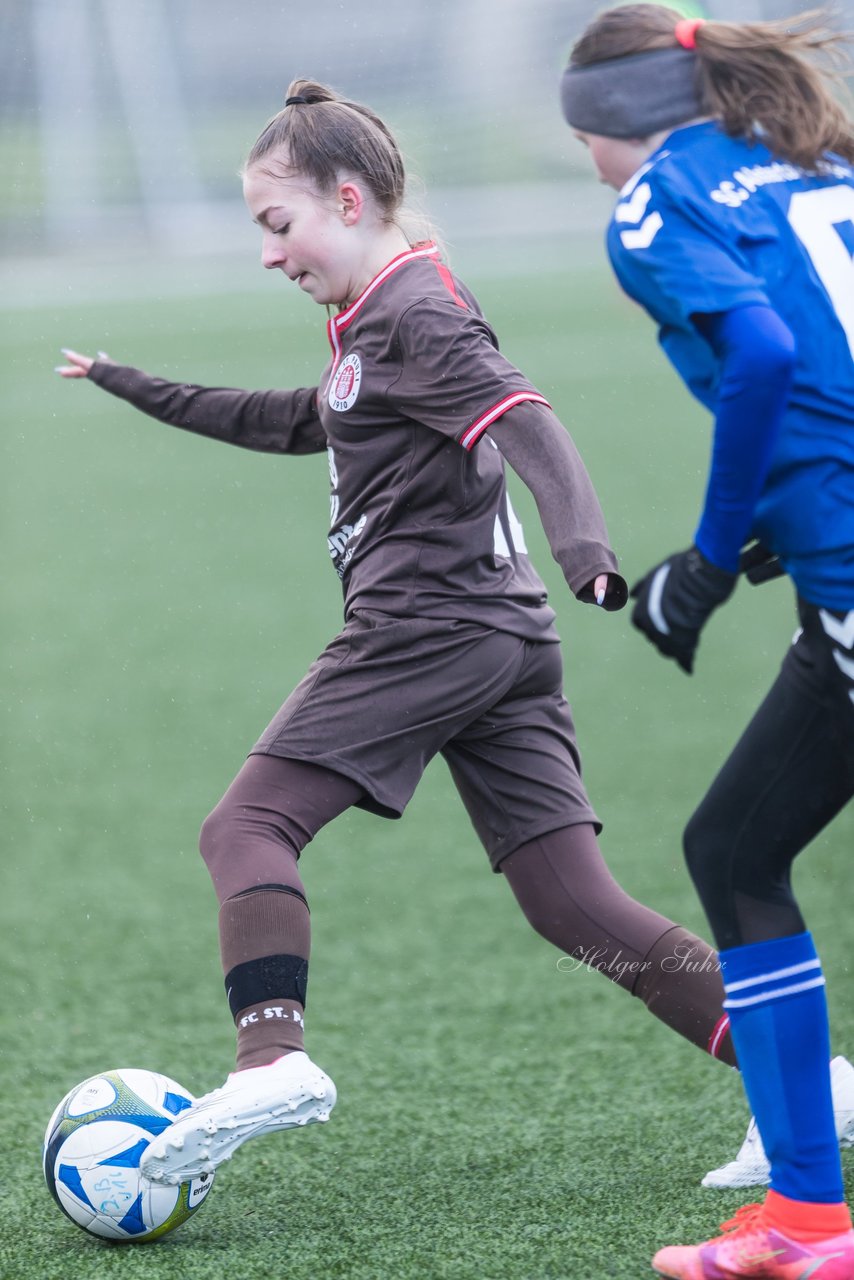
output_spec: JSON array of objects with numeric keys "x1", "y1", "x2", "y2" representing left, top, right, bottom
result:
[
  {"x1": 200, "y1": 753, "x2": 734, "y2": 1064},
  {"x1": 502, "y1": 829, "x2": 732, "y2": 1059}
]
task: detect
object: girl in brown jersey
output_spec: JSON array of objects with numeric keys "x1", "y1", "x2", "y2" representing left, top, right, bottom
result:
[{"x1": 58, "y1": 79, "x2": 741, "y2": 1188}]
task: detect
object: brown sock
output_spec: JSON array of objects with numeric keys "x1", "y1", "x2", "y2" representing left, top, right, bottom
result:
[
  {"x1": 218, "y1": 887, "x2": 311, "y2": 1071},
  {"x1": 234, "y1": 998, "x2": 305, "y2": 1071}
]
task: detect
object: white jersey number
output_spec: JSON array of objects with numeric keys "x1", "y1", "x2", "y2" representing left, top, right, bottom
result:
[
  {"x1": 493, "y1": 495, "x2": 528, "y2": 559},
  {"x1": 788, "y1": 184, "x2": 854, "y2": 359},
  {"x1": 327, "y1": 446, "x2": 340, "y2": 525}
]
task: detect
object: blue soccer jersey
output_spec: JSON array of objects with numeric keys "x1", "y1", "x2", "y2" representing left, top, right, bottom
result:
[{"x1": 607, "y1": 121, "x2": 854, "y2": 609}]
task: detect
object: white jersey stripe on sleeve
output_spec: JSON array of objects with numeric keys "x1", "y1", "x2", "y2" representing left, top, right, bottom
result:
[{"x1": 460, "y1": 393, "x2": 551, "y2": 451}]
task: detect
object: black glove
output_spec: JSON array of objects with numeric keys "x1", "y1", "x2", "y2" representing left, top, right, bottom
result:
[
  {"x1": 629, "y1": 546, "x2": 736, "y2": 674},
  {"x1": 738, "y1": 540, "x2": 784, "y2": 585}
]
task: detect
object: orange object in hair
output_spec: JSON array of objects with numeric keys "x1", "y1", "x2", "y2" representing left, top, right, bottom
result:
[{"x1": 674, "y1": 17, "x2": 704, "y2": 50}]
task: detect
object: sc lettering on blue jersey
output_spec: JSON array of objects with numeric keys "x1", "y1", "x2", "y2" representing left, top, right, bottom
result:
[
  {"x1": 609, "y1": 127, "x2": 854, "y2": 359},
  {"x1": 604, "y1": 121, "x2": 854, "y2": 609}
]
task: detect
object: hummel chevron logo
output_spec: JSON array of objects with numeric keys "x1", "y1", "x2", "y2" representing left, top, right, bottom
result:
[
  {"x1": 620, "y1": 211, "x2": 664, "y2": 251},
  {"x1": 833, "y1": 647, "x2": 854, "y2": 681},
  {"x1": 819, "y1": 608, "x2": 854, "y2": 649},
  {"x1": 615, "y1": 182, "x2": 652, "y2": 224}
]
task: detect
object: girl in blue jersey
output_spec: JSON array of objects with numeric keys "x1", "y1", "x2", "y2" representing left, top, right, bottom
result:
[{"x1": 562, "y1": 6, "x2": 854, "y2": 1279}]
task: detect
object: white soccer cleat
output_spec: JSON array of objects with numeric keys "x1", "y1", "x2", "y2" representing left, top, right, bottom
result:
[
  {"x1": 833, "y1": 1054, "x2": 854, "y2": 1149},
  {"x1": 701, "y1": 1054, "x2": 854, "y2": 1189},
  {"x1": 139, "y1": 1051, "x2": 336, "y2": 1185},
  {"x1": 701, "y1": 1115, "x2": 767, "y2": 1190}
]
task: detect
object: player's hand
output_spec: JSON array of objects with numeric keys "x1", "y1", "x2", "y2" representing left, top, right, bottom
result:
[
  {"x1": 54, "y1": 348, "x2": 112, "y2": 379},
  {"x1": 629, "y1": 547, "x2": 735, "y2": 674},
  {"x1": 578, "y1": 572, "x2": 628, "y2": 611}
]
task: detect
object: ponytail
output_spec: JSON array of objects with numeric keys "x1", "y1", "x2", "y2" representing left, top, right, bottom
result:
[{"x1": 570, "y1": 5, "x2": 854, "y2": 168}]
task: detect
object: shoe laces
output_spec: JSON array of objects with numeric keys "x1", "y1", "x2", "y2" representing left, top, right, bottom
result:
[{"x1": 716, "y1": 1203, "x2": 766, "y2": 1239}]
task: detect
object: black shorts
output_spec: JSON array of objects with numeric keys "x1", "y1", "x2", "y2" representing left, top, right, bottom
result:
[
  {"x1": 252, "y1": 612, "x2": 598, "y2": 868},
  {"x1": 785, "y1": 596, "x2": 854, "y2": 727},
  {"x1": 682, "y1": 594, "x2": 854, "y2": 948}
]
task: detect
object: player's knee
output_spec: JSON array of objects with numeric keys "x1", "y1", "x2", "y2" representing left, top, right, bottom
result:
[
  {"x1": 519, "y1": 900, "x2": 566, "y2": 949},
  {"x1": 198, "y1": 800, "x2": 232, "y2": 872},
  {"x1": 514, "y1": 891, "x2": 620, "y2": 976},
  {"x1": 682, "y1": 805, "x2": 728, "y2": 909}
]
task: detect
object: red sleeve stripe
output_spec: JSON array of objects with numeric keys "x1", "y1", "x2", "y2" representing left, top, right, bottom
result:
[{"x1": 459, "y1": 392, "x2": 551, "y2": 451}]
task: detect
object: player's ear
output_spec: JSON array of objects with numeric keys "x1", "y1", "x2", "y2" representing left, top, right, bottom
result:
[{"x1": 338, "y1": 181, "x2": 364, "y2": 225}]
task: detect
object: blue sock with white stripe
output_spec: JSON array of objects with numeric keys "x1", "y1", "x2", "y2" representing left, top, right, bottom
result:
[{"x1": 721, "y1": 931, "x2": 843, "y2": 1204}]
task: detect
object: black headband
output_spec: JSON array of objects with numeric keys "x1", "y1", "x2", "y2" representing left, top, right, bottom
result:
[
  {"x1": 285, "y1": 95, "x2": 309, "y2": 107},
  {"x1": 561, "y1": 47, "x2": 702, "y2": 139}
]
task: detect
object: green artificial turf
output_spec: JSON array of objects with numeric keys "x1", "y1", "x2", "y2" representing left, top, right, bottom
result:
[{"x1": 2, "y1": 249, "x2": 851, "y2": 1280}]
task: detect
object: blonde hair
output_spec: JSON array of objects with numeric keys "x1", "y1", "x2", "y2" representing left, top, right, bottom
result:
[{"x1": 570, "y1": 5, "x2": 854, "y2": 168}]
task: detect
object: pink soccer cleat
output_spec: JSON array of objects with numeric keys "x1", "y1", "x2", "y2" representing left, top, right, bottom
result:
[{"x1": 652, "y1": 1202, "x2": 854, "y2": 1279}]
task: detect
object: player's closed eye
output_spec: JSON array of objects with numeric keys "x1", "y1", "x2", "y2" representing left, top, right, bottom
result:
[{"x1": 274, "y1": 224, "x2": 291, "y2": 236}]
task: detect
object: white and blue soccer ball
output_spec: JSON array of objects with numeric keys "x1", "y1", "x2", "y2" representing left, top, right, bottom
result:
[{"x1": 43, "y1": 1067, "x2": 214, "y2": 1243}]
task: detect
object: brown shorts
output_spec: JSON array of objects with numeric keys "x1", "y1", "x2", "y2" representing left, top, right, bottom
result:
[{"x1": 252, "y1": 612, "x2": 599, "y2": 868}]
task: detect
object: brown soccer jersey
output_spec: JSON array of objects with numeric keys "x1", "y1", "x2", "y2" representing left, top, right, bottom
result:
[
  {"x1": 85, "y1": 244, "x2": 627, "y2": 848},
  {"x1": 317, "y1": 243, "x2": 557, "y2": 638},
  {"x1": 89, "y1": 242, "x2": 559, "y2": 641}
]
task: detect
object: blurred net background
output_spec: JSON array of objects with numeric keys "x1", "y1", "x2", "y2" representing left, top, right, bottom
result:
[{"x1": 3, "y1": 0, "x2": 852, "y2": 288}]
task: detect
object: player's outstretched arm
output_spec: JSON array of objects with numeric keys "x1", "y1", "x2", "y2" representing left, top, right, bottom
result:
[
  {"x1": 55, "y1": 348, "x2": 326, "y2": 456},
  {"x1": 489, "y1": 401, "x2": 627, "y2": 611}
]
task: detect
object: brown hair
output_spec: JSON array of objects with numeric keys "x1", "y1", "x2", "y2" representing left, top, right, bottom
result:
[
  {"x1": 245, "y1": 79, "x2": 406, "y2": 222},
  {"x1": 570, "y1": 5, "x2": 854, "y2": 168}
]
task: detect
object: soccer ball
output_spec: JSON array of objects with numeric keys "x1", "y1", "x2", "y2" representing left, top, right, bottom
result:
[{"x1": 43, "y1": 1068, "x2": 214, "y2": 1243}]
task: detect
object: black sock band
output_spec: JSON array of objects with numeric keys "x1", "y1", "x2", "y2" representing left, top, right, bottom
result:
[{"x1": 225, "y1": 953, "x2": 308, "y2": 1019}]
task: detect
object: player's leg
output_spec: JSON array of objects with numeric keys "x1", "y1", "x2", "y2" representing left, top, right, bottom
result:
[
  {"x1": 200, "y1": 753, "x2": 363, "y2": 1070},
  {"x1": 653, "y1": 606, "x2": 854, "y2": 1277},
  {"x1": 142, "y1": 617, "x2": 541, "y2": 1184},
  {"x1": 688, "y1": 607, "x2": 854, "y2": 1191},
  {"x1": 500, "y1": 825, "x2": 735, "y2": 1063},
  {"x1": 444, "y1": 638, "x2": 735, "y2": 1064},
  {"x1": 682, "y1": 623, "x2": 854, "y2": 954},
  {"x1": 141, "y1": 754, "x2": 362, "y2": 1184}
]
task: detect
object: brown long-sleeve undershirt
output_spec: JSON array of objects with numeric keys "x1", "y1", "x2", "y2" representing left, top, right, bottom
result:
[{"x1": 88, "y1": 361, "x2": 626, "y2": 609}]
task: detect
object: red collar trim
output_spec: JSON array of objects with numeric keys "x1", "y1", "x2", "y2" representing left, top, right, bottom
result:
[{"x1": 327, "y1": 242, "x2": 440, "y2": 359}]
